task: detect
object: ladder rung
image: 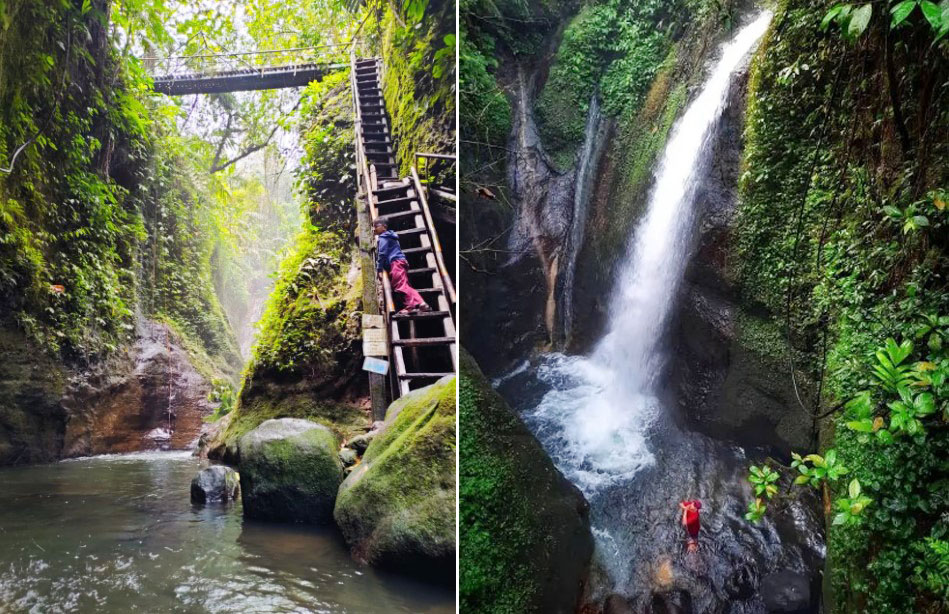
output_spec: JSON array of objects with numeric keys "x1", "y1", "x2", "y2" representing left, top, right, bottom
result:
[
  {"x1": 401, "y1": 246, "x2": 431, "y2": 255},
  {"x1": 376, "y1": 196, "x2": 416, "y2": 208},
  {"x1": 398, "y1": 372, "x2": 454, "y2": 380},
  {"x1": 372, "y1": 183, "x2": 409, "y2": 196},
  {"x1": 392, "y1": 337, "x2": 455, "y2": 347},
  {"x1": 378, "y1": 209, "x2": 420, "y2": 222},
  {"x1": 394, "y1": 227, "x2": 426, "y2": 236},
  {"x1": 392, "y1": 310, "x2": 451, "y2": 320},
  {"x1": 408, "y1": 267, "x2": 437, "y2": 274}
]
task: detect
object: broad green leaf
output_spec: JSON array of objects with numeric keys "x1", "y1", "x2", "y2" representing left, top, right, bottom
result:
[
  {"x1": 822, "y1": 4, "x2": 851, "y2": 30},
  {"x1": 849, "y1": 479, "x2": 861, "y2": 498},
  {"x1": 805, "y1": 454, "x2": 825, "y2": 467},
  {"x1": 848, "y1": 3, "x2": 873, "y2": 37},
  {"x1": 833, "y1": 512, "x2": 848, "y2": 525},
  {"x1": 916, "y1": 392, "x2": 936, "y2": 414},
  {"x1": 921, "y1": 0, "x2": 943, "y2": 28},
  {"x1": 846, "y1": 419, "x2": 875, "y2": 432},
  {"x1": 845, "y1": 391, "x2": 873, "y2": 418},
  {"x1": 891, "y1": 0, "x2": 917, "y2": 26},
  {"x1": 825, "y1": 449, "x2": 837, "y2": 465},
  {"x1": 794, "y1": 475, "x2": 810, "y2": 486}
]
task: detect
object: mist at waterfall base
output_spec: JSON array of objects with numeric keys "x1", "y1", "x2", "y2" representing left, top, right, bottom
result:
[{"x1": 496, "y1": 13, "x2": 825, "y2": 611}]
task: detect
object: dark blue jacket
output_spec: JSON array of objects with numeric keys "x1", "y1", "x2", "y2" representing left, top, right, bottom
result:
[{"x1": 376, "y1": 230, "x2": 406, "y2": 272}]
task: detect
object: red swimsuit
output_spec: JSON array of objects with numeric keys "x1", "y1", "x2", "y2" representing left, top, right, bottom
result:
[{"x1": 683, "y1": 500, "x2": 701, "y2": 538}]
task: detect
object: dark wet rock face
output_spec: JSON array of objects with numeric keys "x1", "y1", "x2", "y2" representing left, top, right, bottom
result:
[
  {"x1": 760, "y1": 571, "x2": 812, "y2": 613},
  {"x1": 0, "y1": 328, "x2": 68, "y2": 465},
  {"x1": 191, "y1": 465, "x2": 240, "y2": 503},
  {"x1": 238, "y1": 418, "x2": 343, "y2": 524},
  {"x1": 0, "y1": 319, "x2": 223, "y2": 465},
  {"x1": 62, "y1": 319, "x2": 218, "y2": 457}
]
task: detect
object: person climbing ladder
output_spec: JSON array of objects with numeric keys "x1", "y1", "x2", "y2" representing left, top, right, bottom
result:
[
  {"x1": 373, "y1": 219, "x2": 431, "y2": 314},
  {"x1": 680, "y1": 499, "x2": 702, "y2": 552}
]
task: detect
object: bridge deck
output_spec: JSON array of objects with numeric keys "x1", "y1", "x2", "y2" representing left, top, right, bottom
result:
[{"x1": 152, "y1": 62, "x2": 346, "y2": 95}]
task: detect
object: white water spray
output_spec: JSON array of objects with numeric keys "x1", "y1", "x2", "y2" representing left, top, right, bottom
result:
[{"x1": 524, "y1": 13, "x2": 773, "y2": 498}]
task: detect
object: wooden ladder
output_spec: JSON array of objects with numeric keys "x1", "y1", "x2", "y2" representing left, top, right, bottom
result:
[{"x1": 351, "y1": 56, "x2": 457, "y2": 398}]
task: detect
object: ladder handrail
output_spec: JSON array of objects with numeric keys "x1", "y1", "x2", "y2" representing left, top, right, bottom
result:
[{"x1": 410, "y1": 165, "x2": 456, "y2": 307}]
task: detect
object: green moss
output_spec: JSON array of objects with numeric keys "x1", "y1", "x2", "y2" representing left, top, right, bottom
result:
[
  {"x1": 334, "y1": 377, "x2": 456, "y2": 574},
  {"x1": 371, "y1": 0, "x2": 455, "y2": 177},
  {"x1": 460, "y1": 349, "x2": 592, "y2": 613},
  {"x1": 238, "y1": 418, "x2": 343, "y2": 523}
]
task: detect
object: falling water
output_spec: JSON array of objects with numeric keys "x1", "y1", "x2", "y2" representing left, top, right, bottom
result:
[{"x1": 523, "y1": 13, "x2": 773, "y2": 498}]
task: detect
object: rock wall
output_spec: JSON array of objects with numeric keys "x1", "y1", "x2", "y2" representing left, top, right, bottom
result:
[
  {"x1": 663, "y1": 62, "x2": 815, "y2": 456},
  {"x1": 62, "y1": 319, "x2": 218, "y2": 457}
]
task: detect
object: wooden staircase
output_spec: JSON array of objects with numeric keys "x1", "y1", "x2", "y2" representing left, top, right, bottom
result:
[{"x1": 351, "y1": 56, "x2": 457, "y2": 398}]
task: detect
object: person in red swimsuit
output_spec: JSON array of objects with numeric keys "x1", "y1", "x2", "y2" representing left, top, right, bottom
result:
[{"x1": 679, "y1": 499, "x2": 702, "y2": 552}]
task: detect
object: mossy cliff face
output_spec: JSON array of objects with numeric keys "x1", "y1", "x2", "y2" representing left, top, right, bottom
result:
[
  {"x1": 460, "y1": 349, "x2": 593, "y2": 613},
  {"x1": 368, "y1": 0, "x2": 455, "y2": 176},
  {"x1": 334, "y1": 376, "x2": 456, "y2": 583},
  {"x1": 0, "y1": 0, "x2": 240, "y2": 464},
  {"x1": 208, "y1": 78, "x2": 368, "y2": 462},
  {"x1": 731, "y1": 2, "x2": 949, "y2": 612}
]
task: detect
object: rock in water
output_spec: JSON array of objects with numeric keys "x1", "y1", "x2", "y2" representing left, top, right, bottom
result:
[
  {"x1": 760, "y1": 571, "x2": 811, "y2": 613},
  {"x1": 238, "y1": 418, "x2": 343, "y2": 524},
  {"x1": 190, "y1": 465, "x2": 240, "y2": 503},
  {"x1": 459, "y1": 350, "x2": 593, "y2": 613},
  {"x1": 333, "y1": 376, "x2": 456, "y2": 584}
]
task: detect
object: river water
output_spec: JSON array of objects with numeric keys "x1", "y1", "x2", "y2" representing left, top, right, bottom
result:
[{"x1": 0, "y1": 452, "x2": 453, "y2": 614}]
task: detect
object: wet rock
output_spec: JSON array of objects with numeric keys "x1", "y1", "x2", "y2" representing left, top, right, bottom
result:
[
  {"x1": 0, "y1": 327, "x2": 68, "y2": 465},
  {"x1": 339, "y1": 447, "x2": 358, "y2": 466},
  {"x1": 62, "y1": 319, "x2": 223, "y2": 457},
  {"x1": 603, "y1": 594, "x2": 635, "y2": 614},
  {"x1": 238, "y1": 418, "x2": 343, "y2": 524},
  {"x1": 191, "y1": 465, "x2": 240, "y2": 503},
  {"x1": 647, "y1": 589, "x2": 693, "y2": 614},
  {"x1": 346, "y1": 432, "x2": 374, "y2": 454},
  {"x1": 334, "y1": 376, "x2": 455, "y2": 584},
  {"x1": 724, "y1": 562, "x2": 758, "y2": 600},
  {"x1": 760, "y1": 571, "x2": 811, "y2": 613},
  {"x1": 459, "y1": 351, "x2": 593, "y2": 612}
]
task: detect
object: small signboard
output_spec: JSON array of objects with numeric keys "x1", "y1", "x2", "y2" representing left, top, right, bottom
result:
[
  {"x1": 362, "y1": 356, "x2": 389, "y2": 375},
  {"x1": 362, "y1": 314, "x2": 384, "y2": 329},
  {"x1": 363, "y1": 328, "x2": 388, "y2": 357}
]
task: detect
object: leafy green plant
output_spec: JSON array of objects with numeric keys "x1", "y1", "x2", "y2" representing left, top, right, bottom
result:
[
  {"x1": 791, "y1": 448, "x2": 850, "y2": 487},
  {"x1": 872, "y1": 338, "x2": 916, "y2": 392},
  {"x1": 749, "y1": 464, "x2": 780, "y2": 499},
  {"x1": 832, "y1": 478, "x2": 873, "y2": 526}
]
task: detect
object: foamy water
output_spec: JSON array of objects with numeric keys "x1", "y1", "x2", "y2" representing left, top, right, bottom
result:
[{"x1": 523, "y1": 14, "x2": 774, "y2": 499}]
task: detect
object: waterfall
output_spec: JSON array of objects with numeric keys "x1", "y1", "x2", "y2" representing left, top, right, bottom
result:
[
  {"x1": 562, "y1": 95, "x2": 606, "y2": 343},
  {"x1": 523, "y1": 13, "x2": 773, "y2": 498}
]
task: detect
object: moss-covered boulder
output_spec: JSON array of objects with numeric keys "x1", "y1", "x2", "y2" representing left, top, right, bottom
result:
[
  {"x1": 238, "y1": 418, "x2": 343, "y2": 524},
  {"x1": 333, "y1": 376, "x2": 456, "y2": 583},
  {"x1": 460, "y1": 349, "x2": 593, "y2": 613}
]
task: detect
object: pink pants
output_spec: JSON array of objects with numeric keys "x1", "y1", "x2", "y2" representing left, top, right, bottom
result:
[{"x1": 389, "y1": 259, "x2": 426, "y2": 309}]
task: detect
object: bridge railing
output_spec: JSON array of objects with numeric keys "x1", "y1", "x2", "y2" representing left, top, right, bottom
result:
[{"x1": 143, "y1": 42, "x2": 356, "y2": 79}]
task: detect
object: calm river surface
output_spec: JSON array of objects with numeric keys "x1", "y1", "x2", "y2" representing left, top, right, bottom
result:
[{"x1": 0, "y1": 451, "x2": 454, "y2": 614}]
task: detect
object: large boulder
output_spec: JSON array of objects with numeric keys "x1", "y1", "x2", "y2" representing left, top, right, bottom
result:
[
  {"x1": 238, "y1": 418, "x2": 343, "y2": 523},
  {"x1": 333, "y1": 376, "x2": 456, "y2": 583},
  {"x1": 459, "y1": 349, "x2": 593, "y2": 613},
  {"x1": 191, "y1": 465, "x2": 240, "y2": 503},
  {"x1": 760, "y1": 571, "x2": 811, "y2": 613}
]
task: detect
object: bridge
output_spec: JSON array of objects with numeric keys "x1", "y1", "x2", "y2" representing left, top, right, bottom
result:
[{"x1": 144, "y1": 45, "x2": 349, "y2": 95}]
